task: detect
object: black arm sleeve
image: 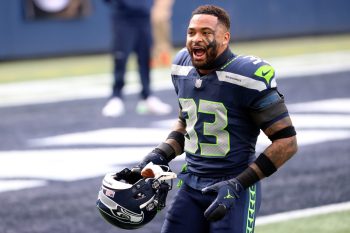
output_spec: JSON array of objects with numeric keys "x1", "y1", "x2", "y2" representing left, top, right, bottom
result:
[{"x1": 249, "y1": 89, "x2": 289, "y2": 129}]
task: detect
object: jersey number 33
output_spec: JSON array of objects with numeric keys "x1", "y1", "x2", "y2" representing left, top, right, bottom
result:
[{"x1": 180, "y1": 98, "x2": 230, "y2": 157}]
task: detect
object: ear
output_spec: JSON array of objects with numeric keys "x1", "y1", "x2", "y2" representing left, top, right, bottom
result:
[{"x1": 222, "y1": 31, "x2": 230, "y2": 45}]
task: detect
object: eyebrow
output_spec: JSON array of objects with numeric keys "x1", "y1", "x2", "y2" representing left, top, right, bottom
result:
[{"x1": 187, "y1": 27, "x2": 215, "y2": 31}]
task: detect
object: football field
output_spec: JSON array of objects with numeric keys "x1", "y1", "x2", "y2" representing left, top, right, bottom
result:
[
  {"x1": 1, "y1": 37, "x2": 350, "y2": 233},
  {"x1": 257, "y1": 208, "x2": 350, "y2": 233}
]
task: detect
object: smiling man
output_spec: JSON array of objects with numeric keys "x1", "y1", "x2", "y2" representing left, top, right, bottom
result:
[
  {"x1": 120, "y1": 5, "x2": 298, "y2": 233},
  {"x1": 186, "y1": 9, "x2": 230, "y2": 73}
]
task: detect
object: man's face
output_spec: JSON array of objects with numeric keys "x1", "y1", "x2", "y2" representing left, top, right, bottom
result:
[{"x1": 186, "y1": 14, "x2": 229, "y2": 70}]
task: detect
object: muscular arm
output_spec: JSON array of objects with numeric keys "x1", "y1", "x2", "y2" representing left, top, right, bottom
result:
[
  {"x1": 164, "y1": 112, "x2": 187, "y2": 156},
  {"x1": 250, "y1": 116, "x2": 298, "y2": 179}
]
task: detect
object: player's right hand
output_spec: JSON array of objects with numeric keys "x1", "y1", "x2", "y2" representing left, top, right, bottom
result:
[
  {"x1": 132, "y1": 149, "x2": 170, "y2": 174},
  {"x1": 115, "y1": 168, "x2": 142, "y2": 184}
]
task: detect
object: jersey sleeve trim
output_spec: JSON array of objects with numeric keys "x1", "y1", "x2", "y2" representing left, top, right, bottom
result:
[
  {"x1": 216, "y1": 71, "x2": 274, "y2": 91},
  {"x1": 171, "y1": 64, "x2": 194, "y2": 76}
]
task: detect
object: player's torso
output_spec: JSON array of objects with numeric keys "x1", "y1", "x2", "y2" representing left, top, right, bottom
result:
[{"x1": 171, "y1": 50, "x2": 269, "y2": 176}]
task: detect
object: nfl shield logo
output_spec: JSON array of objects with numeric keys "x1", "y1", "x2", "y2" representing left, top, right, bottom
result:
[
  {"x1": 104, "y1": 188, "x2": 115, "y2": 198},
  {"x1": 195, "y1": 79, "x2": 202, "y2": 88}
]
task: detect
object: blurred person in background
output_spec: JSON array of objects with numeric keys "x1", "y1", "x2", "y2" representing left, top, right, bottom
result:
[
  {"x1": 102, "y1": 0, "x2": 172, "y2": 117},
  {"x1": 122, "y1": 5, "x2": 298, "y2": 233},
  {"x1": 26, "y1": 0, "x2": 91, "y2": 19},
  {"x1": 151, "y1": 0, "x2": 174, "y2": 68}
]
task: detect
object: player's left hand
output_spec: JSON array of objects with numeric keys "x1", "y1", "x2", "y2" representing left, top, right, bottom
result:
[{"x1": 201, "y1": 178, "x2": 243, "y2": 221}]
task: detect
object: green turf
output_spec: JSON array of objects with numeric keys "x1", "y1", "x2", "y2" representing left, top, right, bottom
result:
[
  {"x1": 255, "y1": 210, "x2": 350, "y2": 233},
  {"x1": 0, "y1": 33, "x2": 350, "y2": 84}
]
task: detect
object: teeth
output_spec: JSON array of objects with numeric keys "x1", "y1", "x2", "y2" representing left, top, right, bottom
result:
[{"x1": 193, "y1": 49, "x2": 204, "y2": 55}]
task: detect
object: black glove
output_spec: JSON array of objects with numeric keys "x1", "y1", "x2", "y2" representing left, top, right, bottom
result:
[
  {"x1": 115, "y1": 168, "x2": 142, "y2": 184},
  {"x1": 201, "y1": 178, "x2": 243, "y2": 221},
  {"x1": 132, "y1": 148, "x2": 170, "y2": 174}
]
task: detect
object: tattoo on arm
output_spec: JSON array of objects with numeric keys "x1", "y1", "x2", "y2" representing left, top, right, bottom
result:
[
  {"x1": 263, "y1": 137, "x2": 297, "y2": 168},
  {"x1": 262, "y1": 116, "x2": 298, "y2": 168}
]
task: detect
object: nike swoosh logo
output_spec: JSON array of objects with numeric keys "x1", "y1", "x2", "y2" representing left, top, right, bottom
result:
[{"x1": 262, "y1": 69, "x2": 271, "y2": 76}]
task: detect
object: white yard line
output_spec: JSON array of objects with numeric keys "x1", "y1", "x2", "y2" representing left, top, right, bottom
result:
[
  {"x1": 270, "y1": 51, "x2": 350, "y2": 78},
  {"x1": 1, "y1": 51, "x2": 350, "y2": 107},
  {"x1": 0, "y1": 69, "x2": 173, "y2": 107},
  {"x1": 256, "y1": 201, "x2": 350, "y2": 225},
  {"x1": 0, "y1": 180, "x2": 47, "y2": 192}
]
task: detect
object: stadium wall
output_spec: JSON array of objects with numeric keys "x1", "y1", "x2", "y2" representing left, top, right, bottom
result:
[{"x1": 1, "y1": 0, "x2": 350, "y2": 60}]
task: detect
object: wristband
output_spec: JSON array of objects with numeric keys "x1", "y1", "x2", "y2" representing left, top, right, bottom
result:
[
  {"x1": 235, "y1": 167, "x2": 260, "y2": 189},
  {"x1": 254, "y1": 153, "x2": 277, "y2": 177},
  {"x1": 155, "y1": 142, "x2": 176, "y2": 162},
  {"x1": 167, "y1": 131, "x2": 185, "y2": 154}
]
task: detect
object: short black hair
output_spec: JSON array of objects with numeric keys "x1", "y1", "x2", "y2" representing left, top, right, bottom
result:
[{"x1": 191, "y1": 5, "x2": 230, "y2": 30}]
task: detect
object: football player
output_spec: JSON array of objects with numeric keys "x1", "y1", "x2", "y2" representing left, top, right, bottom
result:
[{"x1": 131, "y1": 5, "x2": 298, "y2": 233}]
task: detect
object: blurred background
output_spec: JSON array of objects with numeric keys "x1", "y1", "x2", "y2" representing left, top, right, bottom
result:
[
  {"x1": 0, "y1": 0, "x2": 350, "y2": 233},
  {"x1": 1, "y1": 0, "x2": 350, "y2": 60}
]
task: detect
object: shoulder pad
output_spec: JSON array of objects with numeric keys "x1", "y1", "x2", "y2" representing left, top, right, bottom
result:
[
  {"x1": 236, "y1": 55, "x2": 276, "y2": 88},
  {"x1": 171, "y1": 48, "x2": 193, "y2": 76},
  {"x1": 217, "y1": 55, "x2": 277, "y2": 91}
]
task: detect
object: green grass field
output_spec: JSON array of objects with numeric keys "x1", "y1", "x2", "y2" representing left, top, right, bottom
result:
[
  {"x1": 256, "y1": 209, "x2": 350, "y2": 233},
  {"x1": 0, "y1": 33, "x2": 350, "y2": 84}
]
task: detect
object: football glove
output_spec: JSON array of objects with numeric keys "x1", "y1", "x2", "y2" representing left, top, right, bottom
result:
[
  {"x1": 132, "y1": 148, "x2": 170, "y2": 174},
  {"x1": 115, "y1": 167, "x2": 142, "y2": 184},
  {"x1": 201, "y1": 178, "x2": 243, "y2": 221}
]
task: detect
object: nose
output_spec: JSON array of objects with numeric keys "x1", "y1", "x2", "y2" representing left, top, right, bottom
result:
[{"x1": 191, "y1": 32, "x2": 204, "y2": 44}]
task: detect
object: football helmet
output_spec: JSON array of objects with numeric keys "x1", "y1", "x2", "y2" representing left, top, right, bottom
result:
[{"x1": 96, "y1": 163, "x2": 176, "y2": 230}]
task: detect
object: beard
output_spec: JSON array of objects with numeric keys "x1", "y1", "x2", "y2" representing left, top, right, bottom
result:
[{"x1": 188, "y1": 40, "x2": 218, "y2": 70}]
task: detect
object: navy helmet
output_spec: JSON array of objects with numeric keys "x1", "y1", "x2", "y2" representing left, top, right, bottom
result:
[{"x1": 96, "y1": 165, "x2": 176, "y2": 230}]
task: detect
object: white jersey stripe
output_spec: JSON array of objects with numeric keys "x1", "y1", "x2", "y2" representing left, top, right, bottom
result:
[
  {"x1": 216, "y1": 71, "x2": 268, "y2": 91},
  {"x1": 171, "y1": 64, "x2": 194, "y2": 76}
]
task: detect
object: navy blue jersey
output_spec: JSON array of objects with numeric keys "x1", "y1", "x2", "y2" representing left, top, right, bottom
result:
[{"x1": 171, "y1": 48, "x2": 278, "y2": 177}]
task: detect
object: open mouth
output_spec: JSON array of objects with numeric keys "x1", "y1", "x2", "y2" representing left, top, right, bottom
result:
[{"x1": 192, "y1": 47, "x2": 206, "y2": 60}]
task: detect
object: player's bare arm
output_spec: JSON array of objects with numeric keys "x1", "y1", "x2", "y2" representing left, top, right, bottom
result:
[
  {"x1": 263, "y1": 116, "x2": 298, "y2": 166},
  {"x1": 165, "y1": 115, "x2": 186, "y2": 156},
  {"x1": 251, "y1": 116, "x2": 298, "y2": 179}
]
